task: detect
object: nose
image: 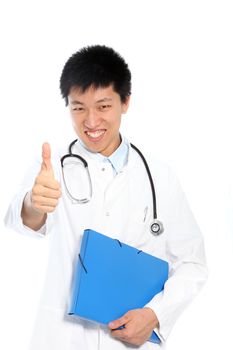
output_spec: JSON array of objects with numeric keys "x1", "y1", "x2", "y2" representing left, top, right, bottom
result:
[{"x1": 84, "y1": 108, "x2": 101, "y2": 129}]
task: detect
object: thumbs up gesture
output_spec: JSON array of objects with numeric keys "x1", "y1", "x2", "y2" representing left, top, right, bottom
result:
[
  {"x1": 40, "y1": 142, "x2": 55, "y2": 177},
  {"x1": 30, "y1": 143, "x2": 61, "y2": 214}
]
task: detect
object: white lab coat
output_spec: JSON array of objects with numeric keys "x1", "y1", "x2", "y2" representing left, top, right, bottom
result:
[{"x1": 4, "y1": 139, "x2": 208, "y2": 350}]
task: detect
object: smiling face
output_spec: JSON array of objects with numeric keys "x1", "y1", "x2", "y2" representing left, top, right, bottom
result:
[{"x1": 68, "y1": 85, "x2": 130, "y2": 156}]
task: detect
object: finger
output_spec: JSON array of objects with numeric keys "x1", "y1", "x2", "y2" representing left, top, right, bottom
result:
[
  {"x1": 41, "y1": 142, "x2": 54, "y2": 174},
  {"x1": 32, "y1": 196, "x2": 59, "y2": 208},
  {"x1": 37, "y1": 188, "x2": 61, "y2": 199},
  {"x1": 35, "y1": 176, "x2": 61, "y2": 191},
  {"x1": 110, "y1": 328, "x2": 127, "y2": 340},
  {"x1": 108, "y1": 314, "x2": 130, "y2": 330},
  {"x1": 32, "y1": 204, "x2": 57, "y2": 214}
]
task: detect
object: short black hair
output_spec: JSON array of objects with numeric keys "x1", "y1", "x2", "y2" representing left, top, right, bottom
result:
[{"x1": 59, "y1": 45, "x2": 131, "y2": 105}]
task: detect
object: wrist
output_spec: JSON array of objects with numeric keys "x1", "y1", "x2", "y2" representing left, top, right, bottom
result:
[
  {"x1": 24, "y1": 191, "x2": 43, "y2": 216},
  {"x1": 143, "y1": 307, "x2": 159, "y2": 329},
  {"x1": 21, "y1": 191, "x2": 47, "y2": 231},
  {"x1": 22, "y1": 190, "x2": 47, "y2": 221}
]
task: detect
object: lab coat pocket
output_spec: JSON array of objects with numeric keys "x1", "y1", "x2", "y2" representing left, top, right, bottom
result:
[
  {"x1": 127, "y1": 206, "x2": 166, "y2": 259},
  {"x1": 125, "y1": 206, "x2": 152, "y2": 249}
]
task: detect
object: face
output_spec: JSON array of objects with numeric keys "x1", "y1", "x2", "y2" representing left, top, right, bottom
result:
[{"x1": 68, "y1": 85, "x2": 130, "y2": 156}]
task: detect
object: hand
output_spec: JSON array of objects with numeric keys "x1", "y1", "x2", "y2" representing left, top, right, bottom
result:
[
  {"x1": 30, "y1": 142, "x2": 61, "y2": 214},
  {"x1": 108, "y1": 308, "x2": 159, "y2": 347}
]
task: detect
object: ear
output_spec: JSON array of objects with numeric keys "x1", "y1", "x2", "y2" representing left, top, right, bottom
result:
[{"x1": 121, "y1": 95, "x2": 131, "y2": 114}]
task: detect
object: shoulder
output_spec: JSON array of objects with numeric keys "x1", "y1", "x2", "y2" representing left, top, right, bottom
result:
[
  {"x1": 128, "y1": 142, "x2": 182, "y2": 197},
  {"x1": 128, "y1": 142, "x2": 175, "y2": 180}
]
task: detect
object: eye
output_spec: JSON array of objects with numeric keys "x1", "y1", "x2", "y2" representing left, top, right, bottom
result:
[
  {"x1": 73, "y1": 107, "x2": 85, "y2": 112},
  {"x1": 99, "y1": 104, "x2": 111, "y2": 111}
]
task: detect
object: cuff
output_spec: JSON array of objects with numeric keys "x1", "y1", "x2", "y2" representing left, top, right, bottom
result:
[{"x1": 145, "y1": 292, "x2": 167, "y2": 342}]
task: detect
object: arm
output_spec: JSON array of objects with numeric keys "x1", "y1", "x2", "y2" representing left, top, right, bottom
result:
[
  {"x1": 109, "y1": 169, "x2": 207, "y2": 346},
  {"x1": 145, "y1": 173, "x2": 208, "y2": 342},
  {"x1": 5, "y1": 143, "x2": 61, "y2": 236},
  {"x1": 21, "y1": 143, "x2": 61, "y2": 231}
]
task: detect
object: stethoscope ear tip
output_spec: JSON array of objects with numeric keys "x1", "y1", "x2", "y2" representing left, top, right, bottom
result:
[{"x1": 150, "y1": 220, "x2": 164, "y2": 236}]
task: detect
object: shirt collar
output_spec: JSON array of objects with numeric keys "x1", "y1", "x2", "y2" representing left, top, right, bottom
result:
[
  {"x1": 107, "y1": 136, "x2": 129, "y2": 174},
  {"x1": 77, "y1": 135, "x2": 129, "y2": 175}
]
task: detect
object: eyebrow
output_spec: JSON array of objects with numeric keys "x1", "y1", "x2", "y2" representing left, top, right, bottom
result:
[
  {"x1": 70, "y1": 97, "x2": 113, "y2": 106},
  {"x1": 70, "y1": 100, "x2": 84, "y2": 106},
  {"x1": 96, "y1": 98, "x2": 113, "y2": 103}
]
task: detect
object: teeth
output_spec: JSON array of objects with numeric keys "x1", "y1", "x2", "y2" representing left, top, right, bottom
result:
[{"x1": 86, "y1": 130, "x2": 105, "y2": 138}]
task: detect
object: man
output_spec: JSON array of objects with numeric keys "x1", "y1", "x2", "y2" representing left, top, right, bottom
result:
[{"x1": 5, "y1": 45, "x2": 207, "y2": 349}]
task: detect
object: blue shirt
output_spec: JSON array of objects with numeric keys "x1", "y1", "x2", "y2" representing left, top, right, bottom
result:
[
  {"x1": 103, "y1": 137, "x2": 129, "y2": 175},
  {"x1": 79, "y1": 136, "x2": 129, "y2": 176}
]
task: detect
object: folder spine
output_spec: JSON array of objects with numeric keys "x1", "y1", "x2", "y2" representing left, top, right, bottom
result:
[{"x1": 68, "y1": 229, "x2": 90, "y2": 315}]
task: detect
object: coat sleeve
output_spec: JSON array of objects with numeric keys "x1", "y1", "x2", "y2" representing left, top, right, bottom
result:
[
  {"x1": 4, "y1": 159, "x2": 54, "y2": 238},
  {"x1": 145, "y1": 168, "x2": 208, "y2": 342}
]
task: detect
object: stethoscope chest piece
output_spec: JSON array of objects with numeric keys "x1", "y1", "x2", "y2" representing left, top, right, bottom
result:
[
  {"x1": 150, "y1": 219, "x2": 164, "y2": 236},
  {"x1": 62, "y1": 139, "x2": 165, "y2": 235}
]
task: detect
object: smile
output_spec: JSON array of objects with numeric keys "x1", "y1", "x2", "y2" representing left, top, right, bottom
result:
[{"x1": 85, "y1": 130, "x2": 106, "y2": 139}]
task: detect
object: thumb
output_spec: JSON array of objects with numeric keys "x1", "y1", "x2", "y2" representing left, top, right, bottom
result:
[
  {"x1": 108, "y1": 313, "x2": 130, "y2": 330},
  {"x1": 41, "y1": 142, "x2": 54, "y2": 175}
]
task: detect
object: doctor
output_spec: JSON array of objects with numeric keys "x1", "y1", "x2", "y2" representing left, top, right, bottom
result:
[{"x1": 5, "y1": 45, "x2": 207, "y2": 349}]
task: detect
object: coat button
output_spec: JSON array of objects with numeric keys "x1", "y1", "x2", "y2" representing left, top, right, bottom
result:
[{"x1": 106, "y1": 212, "x2": 110, "y2": 216}]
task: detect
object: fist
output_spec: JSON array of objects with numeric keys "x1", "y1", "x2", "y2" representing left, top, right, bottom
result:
[{"x1": 31, "y1": 143, "x2": 61, "y2": 214}]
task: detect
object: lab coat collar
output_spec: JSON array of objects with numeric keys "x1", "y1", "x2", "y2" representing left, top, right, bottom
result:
[{"x1": 73, "y1": 136, "x2": 130, "y2": 174}]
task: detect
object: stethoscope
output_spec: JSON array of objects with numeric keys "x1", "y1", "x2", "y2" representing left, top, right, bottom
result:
[{"x1": 61, "y1": 139, "x2": 164, "y2": 236}]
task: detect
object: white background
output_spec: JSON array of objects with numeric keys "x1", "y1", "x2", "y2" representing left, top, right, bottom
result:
[{"x1": 0, "y1": 1, "x2": 233, "y2": 349}]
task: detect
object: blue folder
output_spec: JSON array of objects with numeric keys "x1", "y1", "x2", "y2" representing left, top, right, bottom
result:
[{"x1": 68, "y1": 229, "x2": 169, "y2": 344}]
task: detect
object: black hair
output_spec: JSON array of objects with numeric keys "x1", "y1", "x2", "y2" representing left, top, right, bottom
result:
[{"x1": 59, "y1": 45, "x2": 131, "y2": 105}]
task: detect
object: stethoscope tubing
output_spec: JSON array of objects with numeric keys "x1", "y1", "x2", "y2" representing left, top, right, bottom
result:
[
  {"x1": 130, "y1": 143, "x2": 157, "y2": 220},
  {"x1": 61, "y1": 139, "x2": 164, "y2": 235}
]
